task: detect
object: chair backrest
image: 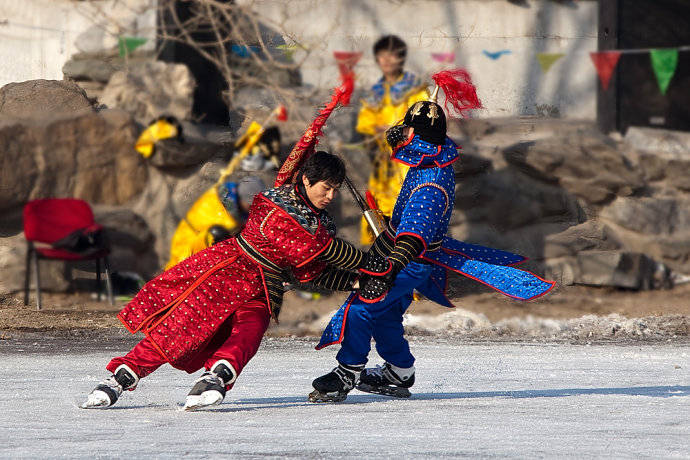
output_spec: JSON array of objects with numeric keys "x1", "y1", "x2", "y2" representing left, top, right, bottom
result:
[{"x1": 23, "y1": 198, "x2": 96, "y2": 244}]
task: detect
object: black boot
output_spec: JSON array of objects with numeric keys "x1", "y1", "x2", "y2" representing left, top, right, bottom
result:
[
  {"x1": 184, "y1": 360, "x2": 237, "y2": 411},
  {"x1": 308, "y1": 363, "x2": 363, "y2": 403},
  {"x1": 357, "y1": 363, "x2": 414, "y2": 398},
  {"x1": 81, "y1": 364, "x2": 139, "y2": 409}
]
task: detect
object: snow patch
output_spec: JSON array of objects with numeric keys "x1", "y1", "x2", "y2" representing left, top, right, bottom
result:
[{"x1": 307, "y1": 309, "x2": 689, "y2": 342}]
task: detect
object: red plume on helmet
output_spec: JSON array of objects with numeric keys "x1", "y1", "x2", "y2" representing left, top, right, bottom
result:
[
  {"x1": 274, "y1": 72, "x2": 355, "y2": 186},
  {"x1": 430, "y1": 69, "x2": 482, "y2": 118}
]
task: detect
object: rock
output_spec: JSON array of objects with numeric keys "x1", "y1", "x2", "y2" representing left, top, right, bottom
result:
[
  {"x1": 0, "y1": 80, "x2": 94, "y2": 119},
  {"x1": 0, "y1": 233, "x2": 84, "y2": 296},
  {"x1": 453, "y1": 169, "x2": 584, "y2": 232},
  {"x1": 93, "y1": 206, "x2": 160, "y2": 280},
  {"x1": 502, "y1": 133, "x2": 644, "y2": 205},
  {"x1": 544, "y1": 221, "x2": 623, "y2": 258},
  {"x1": 453, "y1": 151, "x2": 492, "y2": 178},
  {"x1": 100, "y1": 61, "x2": 195, "y2": 122},
  {"x1": 63, "y1": 51, "x2": 155, "y2": 84},
  {"x1": 573, "y1": 251, "x2": 663, "y2": 290},
  {"x1": 624, "y1": 126, "x2": 690, "y2": 159},
  {"x1": 0, "y1": 234, "x2": 29, "y2": 295},
  {"x1": 148, "y1": 138, "x2": 228, "y2": 169},
  {"x1": 0, "y1": 109, "x2": 147, "y2": 218},
  {"x1": 600, "y1": 196, "x2": 690, "y2": 236}
]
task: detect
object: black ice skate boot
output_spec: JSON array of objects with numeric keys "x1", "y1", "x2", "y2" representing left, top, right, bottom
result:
[
  {"x1": 308, "y1": 363, "x2": 364, "y2": 403},
  {"x1": 356, "y1": 363, "x2": 415, "y2": 398},
  {"x1": 183, "y1": 360, "x2": 237, "y2": 411},
  {"x1": 81, "y1": 364, "x2": 139, "y2": 409}
]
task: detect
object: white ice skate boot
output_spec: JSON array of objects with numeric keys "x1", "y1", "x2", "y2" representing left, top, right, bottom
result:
[
  {"x1": 81, "y1": 364, "x2": 139, "y2": 409},
  {"x1": 183, "y1": 360, "x2": 237, "y2": 411},
  {"x1": 356, "y1": 363, "x2": 415, "y2": 398}
]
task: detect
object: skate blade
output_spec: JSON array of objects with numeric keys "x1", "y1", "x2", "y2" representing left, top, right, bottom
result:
[
  {"x1": 308, "y1": 389, "x2": 347, "y2": 403},
  {"x1": 356, "y1": 382, "x2": 411, "y2": 398},
  {"x1": 80, "y1": 390, "x2": 113, "y2": 409},
  {"x1": 183, "y1": 390, "x2": 224, "y2": 411}
]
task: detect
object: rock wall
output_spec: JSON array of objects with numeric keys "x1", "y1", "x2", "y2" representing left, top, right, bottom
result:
[{"x1": 2, "y1": 78, "x2": 690, "y2": 298}]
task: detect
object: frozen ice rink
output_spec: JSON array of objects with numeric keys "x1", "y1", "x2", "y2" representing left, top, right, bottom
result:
[{"x1": 1, "y1": 337, "x2": 689, "y2": 458}]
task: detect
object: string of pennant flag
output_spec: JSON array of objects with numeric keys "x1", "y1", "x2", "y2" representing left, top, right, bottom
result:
[
  {"x1": 119, "y1": 36, "x2": 685, "y2": 97},
  {"x1": 428, "y1": 45, "x2": 688, "y2": 96},
  {"x1": 265, "y1": 43, "x2": 688, "y2": 97}
]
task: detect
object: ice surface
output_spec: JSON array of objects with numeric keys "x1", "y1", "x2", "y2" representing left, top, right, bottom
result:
[{"x1": 1, "y1": 338, "x2": 689, "y2": 458}]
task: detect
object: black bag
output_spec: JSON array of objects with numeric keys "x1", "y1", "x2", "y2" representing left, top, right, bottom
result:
[{"x1": 52, "y1": 225, "x2": 108, "y2": 256}]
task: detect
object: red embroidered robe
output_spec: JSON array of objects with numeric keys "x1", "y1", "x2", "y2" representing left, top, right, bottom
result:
[{"x1": 117, "y1": 185, "x2": 334, "y2": 369}]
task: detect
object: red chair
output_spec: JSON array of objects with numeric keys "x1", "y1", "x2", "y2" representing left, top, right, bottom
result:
[{"x1": 23, "y1": 198, "x2": 114, "y2": 310}]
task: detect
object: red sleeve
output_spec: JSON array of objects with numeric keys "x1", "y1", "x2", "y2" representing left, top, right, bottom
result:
[{"x1": 292, "y1": 260, "x2": 328, "y2": 283}]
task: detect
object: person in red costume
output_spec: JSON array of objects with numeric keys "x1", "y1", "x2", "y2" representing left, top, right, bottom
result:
[{"x1": 82, "y1": 151, "x2": 368, "y2": 410}]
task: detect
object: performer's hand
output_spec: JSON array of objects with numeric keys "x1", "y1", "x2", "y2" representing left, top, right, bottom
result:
[
  {"x1": 385, "y1": 125, "x2": 406, "y2": 149},
  {"x1": 358, "y1": 251, "x2": 390, "y2": 275},
  {"x1": 358, "y1": 272, "x2": 393, "y2": 303}
]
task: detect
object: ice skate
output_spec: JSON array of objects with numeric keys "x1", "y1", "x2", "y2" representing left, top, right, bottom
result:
[
  {"x1": 356, "y1": 363, "x2": 414, "y2": 398},
  {"x1": 183, "y1": 360, "x2": 236, "y2": 411},
  {"x1": 81, "y1": 364, "x2": 139, "y2": 409},
  {"x1": 308, "y1": 363, "x2": 363, "y2": 403}
]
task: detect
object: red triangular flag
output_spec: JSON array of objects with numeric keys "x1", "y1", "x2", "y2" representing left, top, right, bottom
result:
[
  {"x1": 333, "y1": 51, "x2": 362, "y2": 78},
  {"x1": 589, "y1": 51, "x2": 621, "y2": 90}
]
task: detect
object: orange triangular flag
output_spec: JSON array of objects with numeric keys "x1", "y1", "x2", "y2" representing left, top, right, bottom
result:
[{"x1": 589, "y1": 51, "x2": 621, "y2": 90}]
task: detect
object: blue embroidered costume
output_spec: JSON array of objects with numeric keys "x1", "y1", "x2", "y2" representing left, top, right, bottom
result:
[
  {"x1": 316, "y1": 135, "x2": 554, "y2": 363},
  {"x1": 309, "y1": 74, "x2": 555, "y2": 403}
]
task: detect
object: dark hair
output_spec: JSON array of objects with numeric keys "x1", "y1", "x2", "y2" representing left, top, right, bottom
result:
[
  {"x1": 298, "y1": 151, "x2": 345, "y2": 186},
  {"x1": 373, "y1": 35, "x2": 407, "y2": 60}
]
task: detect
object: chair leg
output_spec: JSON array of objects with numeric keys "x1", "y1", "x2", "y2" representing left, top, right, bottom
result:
[
  {"x1": 32, "y1": 250, "x2": 41, "y2": 311},
  {"x1": 24, "y1": 244, "x2": 32, "y2": 306},
  {"x1": 96, "y1": 258, "x2": 102, "y2": 301},
  {"x1": 103, "y1": 257, "x2": 114, "y2": 306}
]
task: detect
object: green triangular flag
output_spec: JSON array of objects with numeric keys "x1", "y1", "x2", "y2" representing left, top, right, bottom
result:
[
  {"x1": 650, "y1": 48, "x2": 678, "y2": 95},
  {"x1": 118, "y1": 36, "x2": 148, "y2": 57},
  {"x1": 537, "y1": 53, "x2": 564, "y2": 73}
]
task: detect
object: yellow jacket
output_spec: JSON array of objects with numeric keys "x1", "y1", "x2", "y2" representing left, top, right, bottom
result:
[{"x1": 356, "y1": 72, "x2": 428, "y2": 244}]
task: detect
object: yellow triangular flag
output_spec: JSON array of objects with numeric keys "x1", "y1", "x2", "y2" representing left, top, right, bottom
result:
[
  {"x1": 537, "y1": 53, "x2": 565, "y2": 73},
  {"x1": 277, "y1": 44, "x2": 298, "y2": 60}
]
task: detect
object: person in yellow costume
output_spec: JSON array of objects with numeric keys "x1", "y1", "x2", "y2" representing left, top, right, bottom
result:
[
  {"x1": 165, "y1": 176, "x2": 266, "y2": 269},
  {"x1": 357, "y1": 35, "x2": 428, "y2": 245}
]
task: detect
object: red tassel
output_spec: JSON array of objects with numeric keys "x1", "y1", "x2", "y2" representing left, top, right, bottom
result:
[
  {"x1": 276, "y1": 105, "x2": 288, "y2": 121},
  {"x1": 274, "y1": 72, "x2": 355, "y2": 186},
  {"x1": 431, "y1": 69, "x2": 482, "y2": 118},
  {"x1": 365, "y1": 190, "x2": 379, "y2": 211}
]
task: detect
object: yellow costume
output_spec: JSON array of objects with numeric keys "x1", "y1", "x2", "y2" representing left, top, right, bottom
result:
[
  {"x1": 165, "y1": 119, "x2": 276, "y2": 269},
  {"x1": 356, "y1": 71, "x2": 428, "y2": 244},
  {"x1": 165, "y1": 185, "x2": 242, "y2": 270}
]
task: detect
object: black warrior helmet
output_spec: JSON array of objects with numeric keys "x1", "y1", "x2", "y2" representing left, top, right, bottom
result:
[{"x1": 402, "y1": 100, "x2": 447, "y2": 145}]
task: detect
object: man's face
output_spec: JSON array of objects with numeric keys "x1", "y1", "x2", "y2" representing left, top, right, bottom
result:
[
  {"x1": 375, "y1": 50, "x2": 404, "y2": 77},
  {"x1": 302, "y1": 177, "x2": 339, "y2": 210}
]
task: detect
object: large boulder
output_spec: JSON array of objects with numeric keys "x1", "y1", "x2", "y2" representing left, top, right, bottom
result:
[
  {"x1": 600, "y1": 196, "x2": 690, "y2": 236},
  {"x1": 502, "y1": 133, "x2": 645, "y2": 205},
  {"x1": 544, "y1": 221, "x2": 623, "y2": 259},
  {"x1": 0, "y1": 80, "x2": 94, "y2": 119},
  {"x1": 93, "y1": 206, "x2": 160, "y2": 280},
  {"x1": 63, "y1": 50, "x2": 155, "y2": 84},
  {"x1": 100, "y1": 61, "x2": 195, "y2": 122},
  {"x1": 0, "y1": 109, "x2": 146, "y2": 227},
  {"x1": 546, "y1": 251, "x2": 668, "y2": 291}
]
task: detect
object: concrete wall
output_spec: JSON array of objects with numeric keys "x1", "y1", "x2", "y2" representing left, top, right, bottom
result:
[
  {"x1": 0, "y1": 0, "x2": 599, "y2": 120},
  {"x1": 0, "y1": 0, "x2": 156, "y2": 87},
  {"x1": 243, "y1": 0, "x2": 599, "y2": 119}
]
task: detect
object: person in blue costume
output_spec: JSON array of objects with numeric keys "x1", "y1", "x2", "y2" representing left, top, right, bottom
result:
[{"x1": 309, "y1": 73, "x2": 556, "y2": 402}]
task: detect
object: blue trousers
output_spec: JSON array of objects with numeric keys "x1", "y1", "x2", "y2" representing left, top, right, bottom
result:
[{"x1": 336, "y1": 262, "x2": 432, "y2": 368}]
